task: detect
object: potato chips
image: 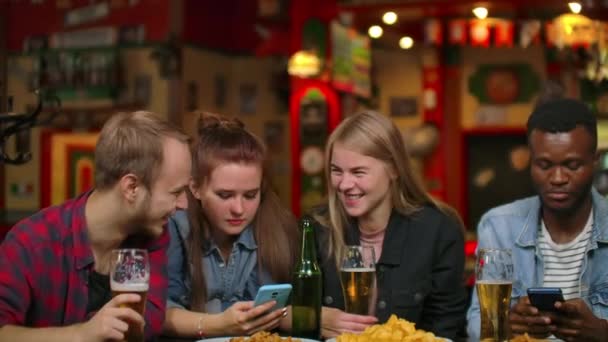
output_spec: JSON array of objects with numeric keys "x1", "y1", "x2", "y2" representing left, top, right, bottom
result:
[
  {"x1": 228, "y1": 331, "x2": 301, "y2": 342},
  {"x1": 336, "y1": 315, "x2": 444, "y2": 342},
  {"x1": 510, "y1": 334, "x2": 549, "y2": 342}
]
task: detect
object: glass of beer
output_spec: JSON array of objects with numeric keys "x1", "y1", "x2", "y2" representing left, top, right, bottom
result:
[
  {"x1": 110, "y1": 248, "x2": 149, "y2": 342},
  {"x1": 340, "y1": 245, "x2": 376, "y2": 315},
  {"x1": 476, "y1": 248, "x2": 514, "y2": 342}
]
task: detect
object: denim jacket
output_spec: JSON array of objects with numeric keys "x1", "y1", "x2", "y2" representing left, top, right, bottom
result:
[
  {"x1": 466, "y1": 189, "x2": 608, "y2": 340},
  {"x1": 166, "y1": 211, "x2": 273, "y2": 313}
]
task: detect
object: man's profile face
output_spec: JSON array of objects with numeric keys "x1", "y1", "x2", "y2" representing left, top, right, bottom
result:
[
  {"x1": 529, "y1": 126, "x2": 598, "y2": 215},
  {"x1": 134, "y1": 138, "x2": 192, "y2": 238}
]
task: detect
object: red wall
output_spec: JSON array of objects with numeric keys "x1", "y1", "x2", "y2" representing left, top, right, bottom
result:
[
  {"x1": 183, "y1": 0, "x2": 261, "y2": 53},
  {"x1": 5, "y1": 0, "x2": 171, "y2": 52},
  {"x1": 5, "y1": 0, "x2": 267, "y2": 54}
]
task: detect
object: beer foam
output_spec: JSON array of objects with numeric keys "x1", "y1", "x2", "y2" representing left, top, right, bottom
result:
[
  {"x1": 111, "y1": 282, "x2": 149, "y2": 292},
  {"x1": 340, "y1": 268, "x2": 375, "y2": 272},
  {"x1": 476, "y1": 280, "x2": 513, "y2": 285}
]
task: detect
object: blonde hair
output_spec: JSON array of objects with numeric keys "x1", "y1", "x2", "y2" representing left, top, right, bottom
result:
[
  {"x1": 95, "y1": 111, "x2": 190, "y2": 190},
  {"x1": 314, "y1": 111, "x2": 463, "y2": 265}
]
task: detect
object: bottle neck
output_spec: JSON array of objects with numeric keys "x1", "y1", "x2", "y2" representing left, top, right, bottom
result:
[{"x1": 300, "y1": 224, "x2": 317, "y2": 262}]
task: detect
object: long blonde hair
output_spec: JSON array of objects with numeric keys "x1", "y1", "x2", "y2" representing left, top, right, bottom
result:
[{"x1": 314, "y1": 111, "x2": 463, "y2": 265}]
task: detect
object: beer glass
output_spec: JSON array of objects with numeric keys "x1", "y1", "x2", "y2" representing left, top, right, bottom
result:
[
  {"x1": 110, "y1": 249, "x2": 149, "y2": 342},
  {"x1": 476, "y1": 248, "x2": 514, "y2": 342},
  {"x1": 340, "y1": 245, "x2": 376, "y2": 315}
]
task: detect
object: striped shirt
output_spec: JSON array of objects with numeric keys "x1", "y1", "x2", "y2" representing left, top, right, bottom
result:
[{"x1": 539, "y1": 210, "x2": 593, "y2": 300}]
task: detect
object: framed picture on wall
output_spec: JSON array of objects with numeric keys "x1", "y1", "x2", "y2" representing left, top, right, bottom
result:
[
  {"x1": 214, "y1": 74, "x2": 226, "y2": 108},
  {"x1": 264, "y1": 120, "x2": 285, "y2": 153},
  {"x1": 389, "y1": 97, "x2": 417, "y2": 117},
  {"x1": 239, "y1": 83, "x2": 257, "y2": 115},
  {"x1": 40, "y1": 130, "x2": 99, "y2": 208},
  {"x1": 187, "y1": 81, "x2": 198, "y2": 111},
  {"x1": 134, "y1": 74, "x2": 151, "y2": 106}
]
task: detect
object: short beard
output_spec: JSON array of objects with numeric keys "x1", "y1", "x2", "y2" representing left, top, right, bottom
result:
[{"x1": 129, "y1": 194, "x2": 154, "y2": 238}]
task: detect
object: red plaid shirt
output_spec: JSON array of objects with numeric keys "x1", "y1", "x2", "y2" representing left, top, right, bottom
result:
[{"x1": 0, "y1": 191, "x2": 169, "y2": 340}]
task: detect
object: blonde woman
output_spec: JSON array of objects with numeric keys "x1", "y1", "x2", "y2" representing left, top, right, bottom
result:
[{"x1": 309, "y1": 111, "x2": 467, "y2": 340}]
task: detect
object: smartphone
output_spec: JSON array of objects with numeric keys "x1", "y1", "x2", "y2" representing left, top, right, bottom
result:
[
  {"x1": 527, "y1": 287, "x2": 565, "y2": 312},
  {"x1": 253, "y1": 284, "x2": 292, "y2": 312}
]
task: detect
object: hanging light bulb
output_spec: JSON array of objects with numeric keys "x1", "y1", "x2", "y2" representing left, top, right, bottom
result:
[
  {"x1": 368, "y1": 25, "x2": 383, "y2": 39},
  {"x1": 568, "y1": 2, "x2": 582, "y2": 14},
  {"x1": 399, "y1": 36, "x2": 414, "y2": 49},
  {"x1": 383, "y1": 11, "x2": 397, "y2": 25},
  {"x1": 472, "y1": 6, "x2": 488, "y2": 19}
]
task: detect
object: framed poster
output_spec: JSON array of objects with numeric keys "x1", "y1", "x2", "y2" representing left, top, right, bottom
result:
[
  {"x1": 214, "y1": 74, "x2": 227, "y2": 108},
  {"x1": 389, "y1": 97, "x2": 417, "y2": 117},
  {"x1": 239, "y1": 83, "x2": 257, "y2": 115},
  {"x1": 264, "y1": 120, "x2": 285, "y2": 153},
  {"x1": 187, "y1": 81, "x2": 198, "y2": 111},
  {"x1": 40, "y1": 130, "x2": 99, "y2": 208},
  {"x1": 134, "y1": 74, "x2": 151, "y2": 106}
]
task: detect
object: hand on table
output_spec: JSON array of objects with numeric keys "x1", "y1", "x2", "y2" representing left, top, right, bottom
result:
[{"x1": 321, "y1": 306, "x2": 377, "y2": 339}]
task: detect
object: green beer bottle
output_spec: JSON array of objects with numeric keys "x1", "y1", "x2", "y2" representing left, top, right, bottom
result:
[{"x1": 291, "y1": 217, "x2": 322, "y2": 339}]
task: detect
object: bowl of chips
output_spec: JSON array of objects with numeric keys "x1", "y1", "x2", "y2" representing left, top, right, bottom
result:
[
  {"x1": 328, "y1": 315, "x2": 450, "y2": 342},
  {"x1": 198, "y1": 331, "x2": 320, "y2": 342},
  {"x1": 510, "y1": 334, "x2": 550, "y2": 342},
  {"x1": 228, "y1": 332, "x2": 302, "y2": 341}
]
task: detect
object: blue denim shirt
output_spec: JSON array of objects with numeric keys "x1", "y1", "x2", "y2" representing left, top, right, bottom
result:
[
  {"x1": 166, "y1": 211, "x2": 273, "y2": 313},
  {"x1": 466, "y1": 189, "x2": 608, "y2": 341}
]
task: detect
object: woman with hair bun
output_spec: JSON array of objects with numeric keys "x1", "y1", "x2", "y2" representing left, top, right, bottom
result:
[{"x1": 162, "y1": 113, "x2": 299, "y2": 338}]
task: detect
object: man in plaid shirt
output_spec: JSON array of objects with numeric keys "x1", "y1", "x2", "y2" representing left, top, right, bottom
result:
[{"x1": 0, "y1": 111, "x2": 192, "y2": 341}]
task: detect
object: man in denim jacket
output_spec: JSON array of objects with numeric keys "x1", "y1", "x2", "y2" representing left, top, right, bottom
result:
[{"x1": 467, "y1": 98, "x2": 608, "y2": 341}]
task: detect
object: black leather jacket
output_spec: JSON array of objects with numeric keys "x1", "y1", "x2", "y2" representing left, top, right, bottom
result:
[{"x1": 308, "y1": 206, "x2": 467, "y2": 340}]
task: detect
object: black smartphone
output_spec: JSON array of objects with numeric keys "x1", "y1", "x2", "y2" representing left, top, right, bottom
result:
[{"x1": 527, "y1": 287, "x2": 565, "y2": 312}]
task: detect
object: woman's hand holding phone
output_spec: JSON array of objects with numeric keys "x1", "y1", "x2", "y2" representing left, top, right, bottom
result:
[
  {"x1": 220, "y1": 300, "x2": 286, "y2": 336},
  {"x1": 214, "y1": 284, "x2": 292, "y2": 336},
  {"x1": 253, "y1": 284, "x2": 292, "y2": 312}
]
